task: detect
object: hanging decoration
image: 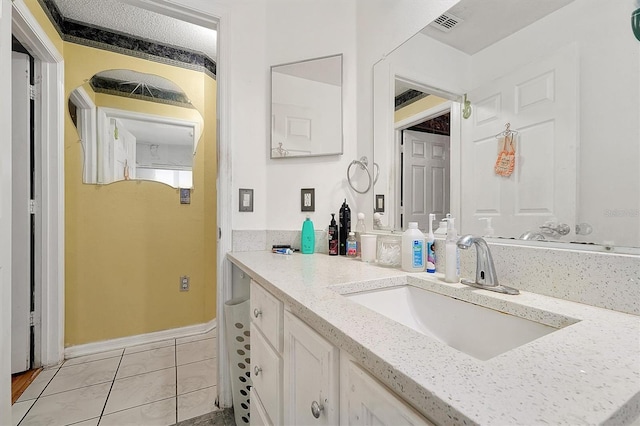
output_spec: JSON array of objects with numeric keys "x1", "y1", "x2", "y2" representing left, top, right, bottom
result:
[{"x1": 494, "y1": 123, "x2": 518, "y2": 177}]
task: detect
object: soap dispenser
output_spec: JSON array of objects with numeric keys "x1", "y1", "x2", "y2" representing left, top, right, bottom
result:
[
  {"x1": 301, "y1": 215, "x2": 315, "y2": 254},
  {"x1": 434, "y1": 213, "x2": 451, "y2": 236},
  {"x1": 444, "y1": 216, "x2": 460, "y2": 283},
  {"x1": 479, "y1": 217, "x2": 495, "y2": 237},
  {"x1": 426, "y1": 213, "x2": 436, "y2": 273}
]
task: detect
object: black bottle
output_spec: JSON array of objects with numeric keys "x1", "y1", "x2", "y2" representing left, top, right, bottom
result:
[
  {"x1": 339, "y1": 199, "x2": 351, "y2": 255},
  {"x1": 328, "y1": 214, "x2": 339, "y2": 256}
]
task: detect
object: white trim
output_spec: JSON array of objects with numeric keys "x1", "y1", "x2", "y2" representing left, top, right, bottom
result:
[
  {"x1": 12, "y1": 0, "x2": 65, "y2": 369},
  {"x1": 215, "y1": 10, "x2": 233, "y2": 409},
  {"x1": 70, "y1": 86, "x2": 97, "y2": 183},
  {"x1": 395, "y1": 101, "x2": 452, "y2": 131},
  {"x1": 65, "y1": 319, "x2": 217, "y2": 359}
]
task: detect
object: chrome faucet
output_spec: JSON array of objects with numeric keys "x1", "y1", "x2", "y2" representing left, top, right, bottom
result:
[
  {"x1": 456, "y1": 235, "x2": 519, "y2": 295},
  {"x1": 519, "y1": 231, "x2": 546, "y2": 241}
]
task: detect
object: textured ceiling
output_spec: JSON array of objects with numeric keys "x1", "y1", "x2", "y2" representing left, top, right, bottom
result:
[
  {"x1": 421, "y1": 0, "x2": 574, "y2": 54},
  {"x1": 52, "y1": 0, "x2": 217, "y2": 59}
]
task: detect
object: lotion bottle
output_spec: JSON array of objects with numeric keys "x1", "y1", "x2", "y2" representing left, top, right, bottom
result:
[
  {"x1": 401, "y1": 222, "x2": 425, "y2": 272},
  {"x1": 328, "y1": 214, "x2": 339, "y2": 256},
  {"x1": 301, "y1": 215, "x2": 315, "y2": 254},
  {"x1": 426, "y1": 213, "x2": 436, "y2": 273},
  {"x1": 444, "y1": 217, "x2": 460, "y2": 282}
]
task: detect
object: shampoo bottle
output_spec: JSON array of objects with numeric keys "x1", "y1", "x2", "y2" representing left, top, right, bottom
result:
[
  {"x1": 328, "y1": 214, "x2": 339, "y2": 256},
  {"x1": 301, "y1": 215, "x2": 315, "y2": 254},
  {"x1": 426, "y1": 213, "x2": 436, "y2": 273},
  {"x1": 444, "y1": 217, "x2": 460, "y2": 282},
  {"x1": 401, "y1": 222, "x2": 425, "y2": 272},
  {"x1": 339, "y1": 199, "x2": 351, "y2": 255}
]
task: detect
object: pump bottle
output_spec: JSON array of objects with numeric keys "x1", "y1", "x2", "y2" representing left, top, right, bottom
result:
[
  {"x1": 328, "y1": 214, "x2": 338, "y2": 256},
  {"x1": 426, "y1": 213, "x2": 436, "y2": 273}
]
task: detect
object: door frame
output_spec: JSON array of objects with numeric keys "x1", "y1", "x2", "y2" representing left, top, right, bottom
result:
[{"x1": 12, "y1": 0, "x2": 64, "y2": 370}]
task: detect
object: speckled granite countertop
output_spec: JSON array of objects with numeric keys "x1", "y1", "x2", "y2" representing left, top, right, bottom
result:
[{"x1": 227, "y1": 251, "x2": 640, "y2": 425}]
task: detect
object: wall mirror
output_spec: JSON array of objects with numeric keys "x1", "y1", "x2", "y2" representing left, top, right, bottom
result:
[
  {"x1": 69, "y1": 69, "x2": 204, "y2": 188},
  {"x1": 373, "y1": 0, "x2": 640, "y2": 252},
  {"x1": 271, "y1": 54, "x2": 343, "y2": 158}
]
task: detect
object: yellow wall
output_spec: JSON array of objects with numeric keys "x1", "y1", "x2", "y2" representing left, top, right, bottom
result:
[
  {"x1": 64, "y1": 42, "x2": 217, "y2": 346},
  {"x1": 395, "y1": 95, "x2": 447, "y2": 123},
  {"x1": 23, "y1": 0, "x2": 64, "y2": 54}
]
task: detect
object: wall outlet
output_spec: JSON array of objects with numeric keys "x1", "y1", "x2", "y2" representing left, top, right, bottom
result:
[{"x1": 180, "y1": 276, "x2": 190, "y2": 292}]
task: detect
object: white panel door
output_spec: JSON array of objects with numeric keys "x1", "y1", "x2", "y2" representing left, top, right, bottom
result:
[
  {"x1": 11, "y1": 51, "x2": 31, "y2": 374},
  {"x1": 283, "y1": 310, "x2": 339, "y2": 426},
  {"x1": 403, "y1": 130, "x2": 450, "y2": 229},
  {"x1": 461, "y1": 45, "x2": 578, "y2": 238}
]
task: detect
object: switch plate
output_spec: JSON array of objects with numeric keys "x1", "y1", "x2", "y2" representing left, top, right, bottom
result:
[
  {"x1": 239, "y1": 188, "x2": 253, "y2": 212},
  {"x1": 301, "y1": 188, "x2": 315, "y2": 212},
  {"x1": 180, "y1": 276, "x2": 190, "y2": 291}
]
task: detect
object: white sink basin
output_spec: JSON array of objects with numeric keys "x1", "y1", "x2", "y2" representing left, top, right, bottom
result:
[{"x1": 346, "y1": 285, "x2": 557, "y2": 360}]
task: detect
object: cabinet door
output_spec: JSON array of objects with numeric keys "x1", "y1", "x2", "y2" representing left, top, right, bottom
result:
[
  {"x1": 283, "y1": 310, "x2": 339, "y2": 426},
  {"x1": 250, "y1": 323, "x2": 282, "y2": 425},
  {"x1": 250, "y1": 280, "x2": 283, "y2": 352},
  {"x1": 250, "y1": 389, "x2": 272, "y2": 426},
  {"x1": 341, "y1": 354, "x2": 433, "y2": 426}
]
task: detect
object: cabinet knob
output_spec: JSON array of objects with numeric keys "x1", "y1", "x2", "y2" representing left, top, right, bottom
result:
[
  {"x1": 254, "y1": 366, "x2": 262, "y2": 376},
  {"x1": 311, "y1": 400, "x2": 324, "y2": 419},
  {"x1": 253, "y1": 308, "x2": 262, "y2": 318}
]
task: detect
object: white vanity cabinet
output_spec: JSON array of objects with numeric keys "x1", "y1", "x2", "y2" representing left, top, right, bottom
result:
[
  {"x1": 249, "y1": 280, "x2": 283, "y2": 425},
  {"x1": 283, "y1": 310, "x2": 340, "y2": 425},
  {"x1": 340, "y1": 354, "x2": 433, "y2": 425},
  {"x1": 249, "y1": 279, "x2": 430, "y2": 426}
]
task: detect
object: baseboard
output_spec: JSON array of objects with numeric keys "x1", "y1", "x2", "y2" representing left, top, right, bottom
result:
[{"x1": 64, "y1": 318, "x2": 217, "y2": 360}]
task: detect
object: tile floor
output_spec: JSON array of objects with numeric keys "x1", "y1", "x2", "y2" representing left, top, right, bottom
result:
[{"x1": 12, "y1": 328, "x2": 222, "y2": 426}]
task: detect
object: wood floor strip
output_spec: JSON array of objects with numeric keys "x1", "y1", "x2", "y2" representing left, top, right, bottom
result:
[{"x1": 11, "y1": 368, "x2": 42, "y2": 404}]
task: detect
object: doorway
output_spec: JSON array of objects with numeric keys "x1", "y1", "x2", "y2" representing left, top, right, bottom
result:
[
  {"x1": 399, "y1": 112, "x2": 451, "y2": 230},
  {"x1": 11, "y1": 37, "x2": 38, "y2": 375},
  {"x1": 394, "y1": 79, "x2": 456, "y2": 231}
]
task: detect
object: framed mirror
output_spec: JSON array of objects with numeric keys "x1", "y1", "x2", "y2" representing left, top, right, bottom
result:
[
  {"x1": 270, "y1": 54, "x2": 343, "y2": 158},
  {"x1": 69, "y1": 69, "x2": 204, "y2": 188},
  {"x1": 373, "y1": 1, "x2": 640, "y2": 252}
]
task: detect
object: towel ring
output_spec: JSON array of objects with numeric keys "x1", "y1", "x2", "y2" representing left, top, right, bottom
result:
[{"x1": 347, "y1": 156, "x2": 377, "y2": 194}]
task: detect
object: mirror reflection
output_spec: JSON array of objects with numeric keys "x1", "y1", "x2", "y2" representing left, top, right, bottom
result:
[
  {"x1": 271, "y1": 54, "x2": 343, "y2": 158},
  {"x1": 69, "y1": 69, "x2": 203, "y2": 188},
  {"x1": 373, "y1": 0, "x2": 640, "y2": 250}
]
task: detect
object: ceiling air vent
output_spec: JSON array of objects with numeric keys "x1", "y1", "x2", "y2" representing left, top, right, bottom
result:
[{"x1": 429, "y1": 12, "x2": 464, "y2": 33}]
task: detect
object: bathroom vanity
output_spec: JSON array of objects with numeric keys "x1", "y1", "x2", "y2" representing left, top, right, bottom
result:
[{"x1": 227, "y1": 251, "x2": 640, "y2": 425}]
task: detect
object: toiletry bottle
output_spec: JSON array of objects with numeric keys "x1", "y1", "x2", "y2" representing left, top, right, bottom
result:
[
  {"x1": 339, "y1": 199, "x2": 351, "y2": 255},
  {"x1": 401, "y1": 222, "x2": 425, "y2": 272},
  {"x1": 355, "y1": 212, "x2": 366, "y2": 257},
  {"x1": 346, "y1": 232, "x2": 357, "y2": 257},
  {"x1": 328, "y1": 214, "x2": 339, "y2": 256},
  {"x1": 444, "y1": 217, "x2": 460, "y2": 282},
  {"x1": 426, "y1": 213, "x2": 436, "y2": 273},
  {"x1": 301, "y1": 215, "x2": 315, "y2": 254}
]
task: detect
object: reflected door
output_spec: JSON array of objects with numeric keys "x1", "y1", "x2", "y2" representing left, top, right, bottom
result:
[
  {"x1": 402, "y1": 130, "x2": 450, "y2": 230},
  {"x1": 460, "y1": 45, "x2": 578, "y2": 238}
]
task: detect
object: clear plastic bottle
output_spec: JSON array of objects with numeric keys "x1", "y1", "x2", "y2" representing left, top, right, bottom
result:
[
  {"x1": 354, "y1": 212, "x2": 366, "y2": 257},
  {"x1": 444, "y1": 217, "x2": 460, "y2": 282},
  {"x1": 346, "y1": 232, "x2": 357, "y2": 258},
  {"x1": 401, "y1": 222, "x2": 425, "y2": 272}
]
